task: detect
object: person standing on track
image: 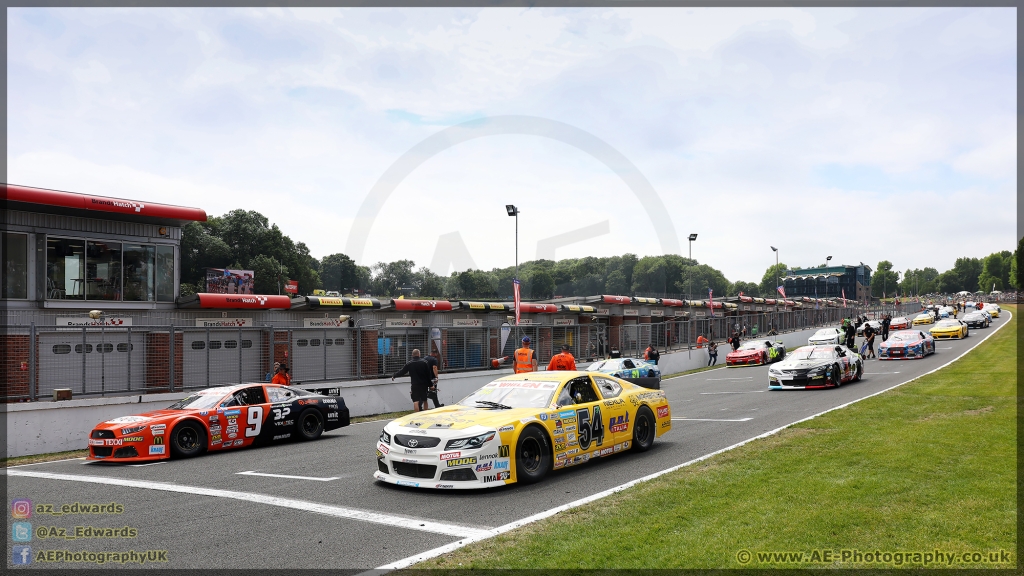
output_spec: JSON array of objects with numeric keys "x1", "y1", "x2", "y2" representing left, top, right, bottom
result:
[
  {"x1": 547, "y1": 344, "x2": 577, "y2": 371},
  {"x1": 514, "y1": 336, "x2": 538, "y2": 374},
  {"x1": 863, "y1": 321, "x2": 877, "y2": 359},
  {"x1": 392, "y1": 349, "x2": 434, "y2": 412},
  {"x1": 271, "y1": 363, "x2": 291, "y2": 385},
  {"x1": 707, "y1": 340, "x2": 718, "y2": 366},
  {"x1": 881, "y1": 314, "x2": 891, "y2": 342},
  {"x1": 424, "y1": 351, "x2": 444, "y2": 408}
]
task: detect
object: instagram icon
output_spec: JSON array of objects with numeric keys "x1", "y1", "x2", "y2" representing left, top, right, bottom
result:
[{"x1": 11, "y1": 499, "x2": 32, "y2": 519}]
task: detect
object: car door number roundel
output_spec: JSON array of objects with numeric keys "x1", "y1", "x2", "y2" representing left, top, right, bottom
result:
[
  {"x1": 245, "y1": 406, "x2": 264, "y2": 438},
  {"x1": 575, "y1": 406, "x2": 605, "y2": 450}
]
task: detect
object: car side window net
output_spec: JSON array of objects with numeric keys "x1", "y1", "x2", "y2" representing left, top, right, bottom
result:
[{"x1": 567, "y1": 376, "x2": 599, "y2": 404}]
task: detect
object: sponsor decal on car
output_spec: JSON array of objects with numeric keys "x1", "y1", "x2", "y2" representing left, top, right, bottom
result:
[
  {"x1": 567, "y1": 432, "x2": 577, "y2": 442},
  {"x1": 439, "y1": 451, "x2": 462, "y2": 460},
  {"x1": 558, "y1": 409, "x2": 576, "y2": 419},
  {"x1": 88, "y1": 439, "x2": 104, "y2": 446},
  {"x1": 539, "y1": 413, "x2": 548, "y2": 421},
  {"x1": 233, "y1": 440, "x2": 243, "y2": 446},
  {"x1": 209, "y1": 425, "x2": 222, "y2": 434},
  {"x1": 327, "y1": 412, "x2": 339, "y2": 420},
  {"x1": 103, "y1": 439, "x2": 123, "y2": 446},
  {"x1": 221, "y1": 442, "x2": 232, "y2": 448},
  {"x1": 434, "y1": 484, "x2": 454, "y2": 489},
  {"x1": 657, "y1": 405, "x2": 670, "y2": 419},
  {"x1": 610, "y1": 414, "x2": 629, "y2": 433},
  {"x1": 377, "y1": 442, "x2": 390, "y2": 454},
  {"x1": 498, "y1": 425, "x2": 515, "y2": 433},
  {"x1": 554, "y1": 435, "x2": 565, "y2": 443},
  {"x1": 375, "y1": 449, "x2": 384, "y2": 458},
  {"x1": 228, "y1": 433, "x2": 238, "y2": 439},
  {"x1": 600, "y1": 447, "x2": 614, "y2": 456},
  {"x1": 554, "y1": 460, "x2": 566, "y2": 469},
  {"x1": 482, "y1": 472, "x2": 511, "y2": 482},
  {"x1": 603, "y1": 398, "x2": 626, "y2": 407},
  {"x1": 499, "y1": 445, "x2": 510, "y2": 457},
  {"x1": 396, "y1": 480, "x2": 420, "y2": 487},
  {"x1": 661, "y1": 420, "x2": 671, "y2": 428},
  {"x1": 564, "y1": 448, "x2": 579, "y2": 456},
  {"x1": 298, "y1": 399, "x2": 319, "y2": 405},
  {"x1": 494, "y1": 460, "x2": 509, "y2": 470},
  {"x1": 153, "y1": 436, "x2": 163, "y2": 445},
  {"x1": 226, "y1": 426, "x2": 239, "y2": 434},
  {"x1": 223, "y1": 410, "x2": 241, "y2": 417},
  {"x1": 475, "y1": 461, "x2": 493, "y2": 472},
  {"x1": 209, "y1": 415, "x2": 219, "y2": 422},
  {"x1": 211, "y1": 435, "x2": 222, "y2": 443},
  {"x1": 274, "y1": 420, "x2": 294, "y2": 427},
  {"x1": 149, "y1": 424, "x2": 166, "y2": 435},
  {"x1": 148, "y1": 445, "x2": 165, "y2": 455},
  {"x1": 554, "y1": 443, "x2": 567, "y2": 451},
  {"x1": 446, "y1": 457, "x2": 477, "y2": 467},
  {"x1": 120, "y1": 426, "x2": 146, "y2": 435}
]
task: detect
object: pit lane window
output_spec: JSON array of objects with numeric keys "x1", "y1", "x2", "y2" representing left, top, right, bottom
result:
[
  {"x1": 591, "y1": 375, "x2": 622, "y2": 399},
  {"x1": 267, "y1": 386, "x2": 297, "y2": 403}
]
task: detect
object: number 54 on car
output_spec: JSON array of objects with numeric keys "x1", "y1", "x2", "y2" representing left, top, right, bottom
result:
[{"x1": 375, "y1": 371, "x2": 672, "y2": 489}]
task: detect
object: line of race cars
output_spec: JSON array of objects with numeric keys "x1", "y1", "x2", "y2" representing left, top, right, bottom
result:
[{"x1": 84, "y1": 302, "x2": 999, "y2": 489}]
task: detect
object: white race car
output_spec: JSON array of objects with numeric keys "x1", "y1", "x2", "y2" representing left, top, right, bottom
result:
[{"x1": 807, "y1": 327, "x2": 843, "y2": 345}]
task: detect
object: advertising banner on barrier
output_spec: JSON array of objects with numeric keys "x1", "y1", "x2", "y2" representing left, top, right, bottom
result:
[
  {"x1": 302, "y1": 318, "x2": 350, "y2": 328},
  {"x1": 452, "y1": 318, "x2": 484, "y2": 327},
  {"x1": 553, "y1": 318, "x2": 576, "y2": 326},
  {"x1": 195, "y1": 318, "x2": 253, "y2": 327},
  {"x1": 385, "y1": 318, "x2": 423, "y2": 328},
  {"x1": 56, "y1": 316, "x2": 133, "y2": 326}
]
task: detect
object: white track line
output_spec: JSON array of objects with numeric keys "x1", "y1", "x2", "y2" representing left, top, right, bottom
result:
[
  {"x1": 672, "y1": 418, "x2": 753, "y2": 422},
  {"x1": 705, "y1": 377, "x2": 754, "y2": 381},
  {"x1": 700, "y1": 391, "x2": 764, "y2": 395},
  {"x1": 3, "y1": 470, "x2": 489, "y2": 539},
  {"x1": 237, "y1": 471, "x2": 339, "y2": 482},
  {"x1": 371, "y1": 311, "x2": 1012, "y2": 572}
]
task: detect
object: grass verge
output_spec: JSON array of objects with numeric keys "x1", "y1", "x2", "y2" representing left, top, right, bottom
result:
[
  {"x1": 418, "y1": 305, "x2": 1017, "y2": 570},
  {"x1": 3, "y1": 449, "x2": 88, "y2": 467}
]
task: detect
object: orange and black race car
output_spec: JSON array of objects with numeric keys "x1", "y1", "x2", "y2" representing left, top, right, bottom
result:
[{"x1": 87, "y1": 384, "x2": 349, "y2": 462}]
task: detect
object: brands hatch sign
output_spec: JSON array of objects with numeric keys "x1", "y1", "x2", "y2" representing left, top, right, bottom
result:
[
  {"x1": 195, "y1": 318, "x2": 253, "y2": 328},
  {"x1": 56, "y1": 317, "x2": 133, "y2": 326}
]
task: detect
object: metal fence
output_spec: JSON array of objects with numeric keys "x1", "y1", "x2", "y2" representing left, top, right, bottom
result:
[{"x1": 1, "y1": 322, "x2": 609, "y2": 401}]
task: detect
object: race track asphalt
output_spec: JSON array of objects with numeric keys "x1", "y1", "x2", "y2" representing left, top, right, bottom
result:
[{"x1": 5, "y1": 316, "x2": 1005, "y2": 571}]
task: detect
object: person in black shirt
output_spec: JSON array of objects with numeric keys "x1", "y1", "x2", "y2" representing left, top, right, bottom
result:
[
  {"x1": 392, "y1": 349, "x2": 434, "y2": 412},
  {"x1": 424, "y1": 351, "x2": 444, "y2": 408},
  {"x1": 881, "y1": 314, "x2": 891, "y2": 342},
  {"x1": 863, "y1": 322, "x2": 877, "y2": 359}
]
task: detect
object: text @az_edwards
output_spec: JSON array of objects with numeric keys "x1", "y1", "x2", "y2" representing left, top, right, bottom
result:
[{"x1": 735, "y1": 548, "x2": 1013, "y2": 566}]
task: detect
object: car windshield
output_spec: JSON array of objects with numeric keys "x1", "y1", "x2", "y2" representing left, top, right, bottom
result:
[
  {"x1": 890, "y1": 332, "x2": 920, "y2": 341},
  {"x1": 790, "y1": 346, "x2": 833, "y2": 360},
  {"x1": 588, "y1": 360, "x2": 618, "y2": 371},
  {"x1": 739, "y1": 342, "x2": 763, "y2": 350},
  {"x1": 812, "y1": 329, "x2": 836, "y2": 337},
  {"x1": 167, "y1": 391, "x2": 228, "y2": 410},
  {"x1": 936, "y1": 321, "x2": 959, "y2": 328},
  {"x1": 458, "y1": 380, "x2": 558, "y2": 409}
]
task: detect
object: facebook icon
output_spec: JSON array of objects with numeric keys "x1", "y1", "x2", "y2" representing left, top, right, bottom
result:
[{"x1": 12, "y1": 545, "x2": 32, "y2": 565}]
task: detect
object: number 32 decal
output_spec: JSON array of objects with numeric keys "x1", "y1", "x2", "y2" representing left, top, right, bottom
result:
[{"x1": 245, "y1": 406, "x2": 264, "y2": 438}]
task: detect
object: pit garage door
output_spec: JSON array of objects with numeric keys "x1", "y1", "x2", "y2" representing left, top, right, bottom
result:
[
  {"x1": 37, "y1": 328, "x2": 145, "y2": 397},
  {"x1": 182, "y1": 329, "x2": 263, "y2": 389},
  {"x1": 289, "y1": 329, "x2": 356, "y2": 381}
]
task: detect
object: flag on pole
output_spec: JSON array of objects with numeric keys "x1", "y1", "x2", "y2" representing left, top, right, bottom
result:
[
  {"x1": 841, "y1": 288, "x2": 847, "y2": 307},
  {"x1": 777, "y1": 285, "x2": 786, "y2": 299},
  {"x1": 513, "y1": 278, "x2": 521, "y2": 325},
  {"x1": 708, "y1": 288, "x2": 715, "y2": 318}
]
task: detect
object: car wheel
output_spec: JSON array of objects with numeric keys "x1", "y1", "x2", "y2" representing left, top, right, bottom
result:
[
  {"x1": 170, "y1": 421, "x2": 206, "y2": 458},
  {"x1": 830, "y1": 363, "x2": 842, "y2": 387},
  {"x1": 631, "y1": 405, "x2": 656, "y2": 452},
  {"x1": 296, "y1": 408, "x2": 324, "y2": 441},
  {"x1": 854, "y1": 361, "x2": 863, "y2": 381},
  {"x1": 514, "y1": 425, "x2": 551, "y2": 484}
]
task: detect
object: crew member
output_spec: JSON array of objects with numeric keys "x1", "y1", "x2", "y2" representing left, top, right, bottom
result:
[
  {"x1": 696, "y1": 333, "x2": 708, "y2": 349},
  {"x1": 271, "y1": 363, "x2": 291, "y2": 385},
  {"x1": 547, "y1": 344, "x2": 577, "y2": 371},
  {"x1": 392, "y1": 349, "x2": 434, "y2": 412},
  {"x1": 425, "y1": 351, "x2": 444, "y2": 408},
  {"x1": 643, "y1": 344, "x2": 660, "y2": 365},
  {"x1": 514, "y1": 336, "x2": 538, "y2": 374}
]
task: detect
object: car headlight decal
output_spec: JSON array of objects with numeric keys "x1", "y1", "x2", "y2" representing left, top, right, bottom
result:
[{"x1": 445, "y1": 431, "x2": 496, "y2": 451}]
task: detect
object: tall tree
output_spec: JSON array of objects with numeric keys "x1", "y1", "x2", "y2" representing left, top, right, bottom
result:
[
  {"x1": 871, "y1": 260, "x2": 900, "y2": 298},
  {"x1": 759, "y1": 263, "x2": 789, "y2": 297},
  {"x1": 319, "y1": 253, "x2": 361, "y2": 293}
]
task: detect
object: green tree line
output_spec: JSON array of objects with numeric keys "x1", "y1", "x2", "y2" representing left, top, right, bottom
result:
[{"x1": 181, "y1": 210, "x2": 1022, "y2": 299}]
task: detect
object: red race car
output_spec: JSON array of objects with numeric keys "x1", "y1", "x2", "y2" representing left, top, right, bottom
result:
[
  {"x1": 888, "y1": 316, "x2": 911, "y2": 330},
  {"x1": 87, "y1": 384, "x2": 349, "y2": 463},
  {"x1": 726, "y1": 340, "x2": 787, "y2": 367}
]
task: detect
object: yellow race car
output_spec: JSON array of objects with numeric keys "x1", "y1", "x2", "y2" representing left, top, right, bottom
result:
[
  {"x1": 912, "y1": 312, "x2": 935, "y2": 325},
  {"x1": 982, "y1": 305, "x2": 1000, "y2": 318},
  {"x1": 929, "y1": 319, "x2": 969, "y2": 340},
  {"x1": 374, "y1": 371, "x2": 672, "y2": 489}
]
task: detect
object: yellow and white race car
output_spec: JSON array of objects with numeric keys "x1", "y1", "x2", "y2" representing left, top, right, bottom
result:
[
  {"x1": 929, "y1": 319, "x2": 969, "y2": 340},
  {"x1": 982, "y1": 304, "x2": 1000, "y2": 318},
  {"x1": 912, "y1": 312, "x2": 935, "y2": 326},
  {"x1": 374, "y1": 371, "x2": 672, "y2": 489}
]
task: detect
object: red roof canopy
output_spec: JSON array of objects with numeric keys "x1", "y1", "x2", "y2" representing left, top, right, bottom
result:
[{"x1": 3, "y1": 184, "x2": 207, "y2": 224}]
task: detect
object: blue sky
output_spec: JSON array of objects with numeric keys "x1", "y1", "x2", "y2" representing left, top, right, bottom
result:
[{"x1": 7, "y1": 7, "x2": 1016, "y2": 283}]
